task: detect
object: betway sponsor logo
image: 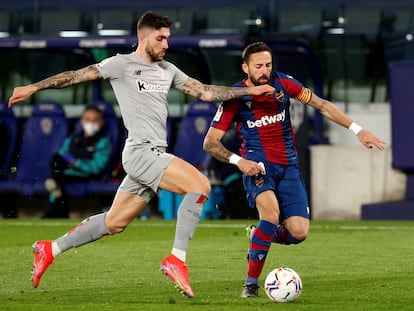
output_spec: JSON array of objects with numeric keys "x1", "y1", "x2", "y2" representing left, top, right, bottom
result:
[
  {"x1": 136, "y1": 79, "x2": 169, "y2": 93},
  {"x1": 246, "y1": 110, "x2": 286, "y2": 128}
]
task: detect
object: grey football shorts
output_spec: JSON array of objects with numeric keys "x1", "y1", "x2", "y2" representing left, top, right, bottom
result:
[{"x1": 118, "y1": 141, "x2": 175, "y2": 203}]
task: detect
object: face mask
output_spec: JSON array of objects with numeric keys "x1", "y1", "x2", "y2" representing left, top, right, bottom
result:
[{"x1": 83, "y1": 122, "x2": 100, "y2": 136}]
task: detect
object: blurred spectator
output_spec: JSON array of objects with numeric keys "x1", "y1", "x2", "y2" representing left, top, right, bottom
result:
[{"x1": 43, "y1": 105, "x2": 112, "y2": 218}]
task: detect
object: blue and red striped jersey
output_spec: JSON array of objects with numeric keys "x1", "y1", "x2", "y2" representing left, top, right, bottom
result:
[{"x1": 210, "y1": 71, "x2": 312, "y2": 165}]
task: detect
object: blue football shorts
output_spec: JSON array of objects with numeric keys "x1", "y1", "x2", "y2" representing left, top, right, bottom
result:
[{"x1": 242, "y1": 162, "x2": 310, "y2": 220}]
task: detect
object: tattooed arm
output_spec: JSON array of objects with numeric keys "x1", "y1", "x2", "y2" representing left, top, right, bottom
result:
[
  {"x1": 203, "y1": 126, "x2": 265, "y2": 176},
  {"x1": 203, "y1": 127, "x2": 233, "y2": 163},
  {"x1": 178, "y1": 77, "x2": 274, "y2": 102},
  {"x1": 8, "y1": 64, "x2": 102, "y2": 107}
]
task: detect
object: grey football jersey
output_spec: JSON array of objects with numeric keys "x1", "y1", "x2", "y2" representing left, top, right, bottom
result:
[{"x1": 97, "y1": 52, "x2": 189, "y2": 147}]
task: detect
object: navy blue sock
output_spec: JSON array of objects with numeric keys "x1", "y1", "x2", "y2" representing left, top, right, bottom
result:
[
  {"x1": 245, "y1": 220, "x2": 277, "y2": 286},
  {"x1": 272, "y1": 224, "x2": 303, "y2": 245}
]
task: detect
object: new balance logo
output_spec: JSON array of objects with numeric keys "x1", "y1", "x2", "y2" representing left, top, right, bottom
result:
[{"x1": 246, "y1": 109, "x2": 286, "y2": 128}]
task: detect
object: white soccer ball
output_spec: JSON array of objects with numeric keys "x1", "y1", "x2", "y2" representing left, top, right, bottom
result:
[{"x1": 264, "y1": 267, "x2": 302, "y2": 302}]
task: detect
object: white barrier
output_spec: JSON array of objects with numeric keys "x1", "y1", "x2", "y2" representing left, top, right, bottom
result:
[{"x1": 310, "y1": 103, "x2": 406, "y2": 220}]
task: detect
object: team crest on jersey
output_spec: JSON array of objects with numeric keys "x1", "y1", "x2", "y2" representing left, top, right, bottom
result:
[
  {"x1": 255, "y1": 175, "x2": 265, "y2": 188},
  {"x1": 275, "y1": 90, "x2": 285, "y2": 102},
  {"x1": 213, "y1": 104, "x2": 224, "y2": 122}
]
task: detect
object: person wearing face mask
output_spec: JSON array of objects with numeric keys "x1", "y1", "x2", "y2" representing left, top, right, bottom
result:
[{"x1": 43, "y1": 105, "x2": 112, "y2": 218}]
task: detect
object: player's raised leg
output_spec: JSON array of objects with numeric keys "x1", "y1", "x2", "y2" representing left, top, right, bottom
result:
[
  {"x1": 31, "y1": 191, "x2": 147, "y2": 288},
  {"x1": 159, "y1": 157, "x2": 210, "y2": 298}
]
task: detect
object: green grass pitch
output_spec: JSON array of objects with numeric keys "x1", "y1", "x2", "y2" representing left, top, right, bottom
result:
[{"x1": 0, "y1": 219, "x2": 413, "y2": 310}]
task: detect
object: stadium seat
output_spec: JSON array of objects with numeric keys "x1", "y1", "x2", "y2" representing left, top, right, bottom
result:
[
  {"x1": 0, "y1": 100, "x2": 68, "y2": 196},
  {"x1": 173, "y1": 100, "x2": 217, "y2": 170},
  {"x1": 158, "y1": 100, "x2": 222, "y2": 220},
  {"x1": 0, "y1": 100, "x2": 18, "y2": 180}
]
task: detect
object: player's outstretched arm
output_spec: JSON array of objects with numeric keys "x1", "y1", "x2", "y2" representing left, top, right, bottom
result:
[
  {"x1": 8, "y1": 64, "x2": 102, "y2": 107},
  {"x1": 178, "y1": 77, "x2": 274, "y2": 102},
  {"x1": 307, "y1": 93, "x2": 386, "y2": 151}
]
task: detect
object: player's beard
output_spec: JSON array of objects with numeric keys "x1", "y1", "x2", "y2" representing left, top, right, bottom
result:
[
  {"x1": 251, "y1": 74, "x2": 270, "y2": 86},
  {"x1": 146, "y1": 46, "x2": 166, "y2": 62}
]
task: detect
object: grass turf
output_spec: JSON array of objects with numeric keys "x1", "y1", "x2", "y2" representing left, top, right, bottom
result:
[{"x1": 0, "y1": 219, "x2": 413, "y2": 310}]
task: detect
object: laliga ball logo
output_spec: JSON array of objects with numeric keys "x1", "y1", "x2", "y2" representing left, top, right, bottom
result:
[{"x1": 264, "y1": 267, "x2": 302, "y2": 302}]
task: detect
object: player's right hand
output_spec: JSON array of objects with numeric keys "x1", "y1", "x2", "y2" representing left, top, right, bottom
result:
[
  {"x1": 8, "y1": 85, "x2": 38, "y2": 107},
  {"x1": 238, "y1": 158, "x2": 266, "y2": 176}
]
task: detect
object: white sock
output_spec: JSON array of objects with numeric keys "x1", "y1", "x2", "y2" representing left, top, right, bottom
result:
[
  {"x1": 51, "y1": 241, "x2": 62, "y2": 258},
  {"x1": 172, "y1": 248, "x2": 186, "y2": 262}
]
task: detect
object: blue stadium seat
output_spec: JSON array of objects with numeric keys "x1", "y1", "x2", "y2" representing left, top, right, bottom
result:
[
  {"x1": 173, "y1": 100, "x2": 217, "y2": 170},
  {"x1": 0, "y1": 101, "x2": 68, "y2": 196},
  {"x1": 0, "y1": 100, "x2": 18, "y2": 180},
  {"x1": 159, "y1": 100, "x2": 222, "y2": 220}
]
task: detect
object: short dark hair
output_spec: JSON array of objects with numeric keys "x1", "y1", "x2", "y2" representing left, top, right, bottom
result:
[
  {"x1": 83, "y1": 105, "x2": 103, "y2": 119},
  {"x1": 137, "y1": 11, "x2": 172, "y2": 33},
  {"x1": 242, "y1": 42, "x2": 273, "y2": 64}
]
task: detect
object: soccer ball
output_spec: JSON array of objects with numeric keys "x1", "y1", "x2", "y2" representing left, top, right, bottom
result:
[{"x1": 264, "y1": 267, "x2": 302, "y2": 302}]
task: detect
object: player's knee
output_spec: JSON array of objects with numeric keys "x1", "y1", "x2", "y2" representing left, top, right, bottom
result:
[
  {"x1": 260, "y1": 212, "x2": 280, "y2": 225},
  {"x1": 107, "y1": 224, "x2": 126, "y2": 234},
  {"x1": 194, "y1": 173, "x2": 211, "y2": 195},
  {"x1": 201, "y1": 182, "x2": 211, "y2": 196},
  {"x1": 289, "y1": 227, "x2": 308, "y2": 244},
  {"x1": 104, "y1": 217, "x2": 128, "y2": 234}
]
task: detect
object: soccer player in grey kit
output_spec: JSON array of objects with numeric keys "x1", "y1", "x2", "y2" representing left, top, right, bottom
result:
[{"x1": 8, "y1": 11, "x2": 274, "y2": 298}]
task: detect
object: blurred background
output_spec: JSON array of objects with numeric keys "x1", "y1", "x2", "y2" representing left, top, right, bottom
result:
[{"x1": 1, "y1": 0, "x2": 414, "y2": 220}]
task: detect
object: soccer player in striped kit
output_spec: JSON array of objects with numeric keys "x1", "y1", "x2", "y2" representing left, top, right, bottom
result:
[
  {"x1": 8, "y1": 12, "x2": 274, "y2": 298},
  {"x1": 203, "y1": 42, "x2": 386, "y2": 298}
]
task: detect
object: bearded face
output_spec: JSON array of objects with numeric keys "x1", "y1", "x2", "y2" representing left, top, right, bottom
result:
[
  {"x1": 145, "y1": 44, "x2": 165, "y2": 62},
  {"x1": 140, "y1": 27, "x2": 170, "y2": 62},
  {"x1": 243, "y1": 51, "x2": 273, "y2": 86}
]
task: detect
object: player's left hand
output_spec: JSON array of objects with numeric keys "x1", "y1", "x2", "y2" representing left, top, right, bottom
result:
[{"x1": 357, "y1": 130, "x2": 386, "y2": 151}]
